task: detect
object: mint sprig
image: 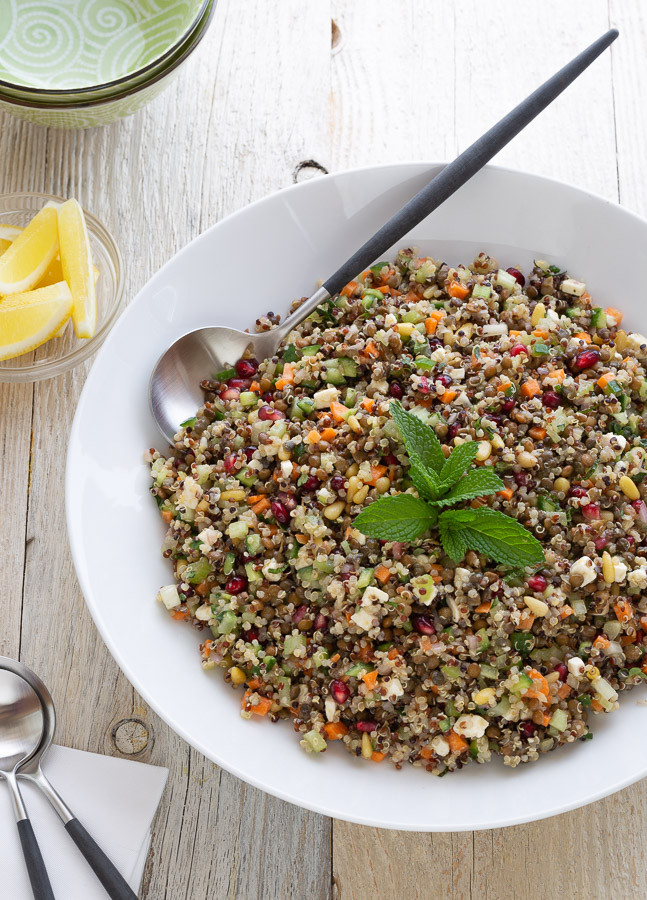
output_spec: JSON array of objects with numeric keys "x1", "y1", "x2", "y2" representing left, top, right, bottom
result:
[{"x1": 353, "y1": 401, "x2": 546, "y2": 568}]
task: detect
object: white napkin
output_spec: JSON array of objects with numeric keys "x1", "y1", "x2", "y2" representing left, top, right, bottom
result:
[{"x1": 0, "y1": 745, "x2": 168, "y2": 899}]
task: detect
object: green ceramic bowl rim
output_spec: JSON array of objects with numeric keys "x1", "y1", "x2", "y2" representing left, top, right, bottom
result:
[
  {"x1": 0, "y1": 0, "x2": 215, "y2": 111},
  {"x1": 0, "y1": 0, "x2": 210, "y2": 98}
]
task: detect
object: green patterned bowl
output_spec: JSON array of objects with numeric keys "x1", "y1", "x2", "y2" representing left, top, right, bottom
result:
[
  {"x1": 0, "y1": 0, "x2": 208, "y2": 94},
  {"x1": 0, "y1": 0, "x2": 215, "y2": 127}
]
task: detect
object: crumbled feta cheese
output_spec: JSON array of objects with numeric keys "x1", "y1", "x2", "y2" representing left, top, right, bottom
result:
[
  {"x1": 157, "y1": 584, "x2": 181, "y2": 610},
  {"x1": 197, "y1": 527, "x2": 221, "y2": 553},
  {"x1": 453, "y1": 714, "x2": 488, "y2": 739},
  {"x1": 325, "y1": 697, "x2": 337, "y2": 722},
  {"x1": 625, "y1": 332, "x2": 647, "y2": 358},
  {"x1": 383, "y1": 677, "x2": 404, "y2": 702},
  {"x1": 280, "y1": 460, "x2": 293, "y2": 479},
  {"x1": 561, "y1": 278, "x2": 586, "y2": 296},
  {"x1": 361, "y1": 586, "x2": 389, "y2": 607},
  {"x1": 262, "y1": 559, "x2": 284, "y2": 582},
  {"x1": 569, "y1": 556, "x2": 596, "y2": 586},
  {"x1": 628, "y1": 567, "x2": 647, "y2": 590},
  {"x1": 177, "y1": 476, "x2": 203, "y2": 509},
  {"x1": 195, "y1": 603, "x2": 212, "y2": 621},
  {"x1": 384, "y1": 313, "x2": 397, "y2": 328},
  {"x1": 313, "y1": 386, "x2": 340, "y2": 408},
  {"x1": 567, "y1": 656, "x2": 586, "y2": 678},
  {"x1": 350, "y1": 608, "x2": 374, "y2": 631},
  {"x1": 431, "y1": 735, "x2": 450, "y2": 757},
  {"x1": 612, "y1": 557, "x2": 628, "y2": 583}
]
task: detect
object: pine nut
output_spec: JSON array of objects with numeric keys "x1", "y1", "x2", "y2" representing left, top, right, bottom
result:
[
  {"x1": 472, "y1": 687, "x2": 495, "y2": 707},
  {"x1": 277, "y1": 445, "x2": 291, "y2": 461},
  {"x1": 220, "y1": 489, "x2": 246, "y2": 501},
  {"x1": 517, "y1": 450, "x2": 538, "y2": 468},
  {"x1": 229, "y1": 666, "x2": 247, "y2": 685},
  {"x1": 602, "y1": 551, "x2": 615, "y2": 584},
  {"x1": 347, "y1": 476, "x2": 361, "y2": 498},
  {"x1": 352, "y1": 484, "x2": 369, "y2": 504},
  {"x1": 619, "y1": 475, "x2": 640, "y2": 500},
  {"x1": 531, "y1": 302, "x2": 546, "y2": 326},
  {"x1": 361, "y1": 732, "x2": 373, "y2": 759},
  {"x1": 347, "y1": 414, "x2": 362, "y2": 433},
  {"x1": 396, "y1": 322, "x2": 415, "y2": 338},
  {"x1": 375, "y1": 476, "x2": 391, "y2": 494},
  {"x1": 524, "y1": 595, "x2": 549, "y2": 617},
  {"x1": 323, "y1": 500, "x2": 346, "y2": 520},
  {"x1": 346, "y1": 463, "x2": 359, "y2": 477},
  {"x1": 476, "y1": 441, "x2": 492, "y2": 462},
  {"x1": 553, "y1": 477, "x2": 570, "y2": 493}
]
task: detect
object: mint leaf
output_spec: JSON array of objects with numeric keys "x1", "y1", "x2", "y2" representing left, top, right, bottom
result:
[
  {"x1": 439, "y1": 441, "x2": 479, "y2": 489},
  {"x1": 353, "y1": 495, "x2": 437, "y2": 542},
  {"x1": 438, "y1": 515, "x2": 468, "y2": 562},
  {"x1": 390, "y1": 401, "x2": 445, "y2": 473},
  {"x1": 409, "y1": 453, "x2": 441, "y2": 501},
  {"x1": 432, "y1": 468, "x2": 504, "y2": 508},
  {"x1": 439, "y1": 508, "x2": 545, "y2": 568}
]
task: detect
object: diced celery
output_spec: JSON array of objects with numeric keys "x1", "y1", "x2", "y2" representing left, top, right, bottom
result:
[
  {"x1": 509, "y1": 673, "x2": 533, "y2": 695},
  {"x1": 480, "y1": 664, "x2": 499, "y2": 680},
  {"x1": 303, "y1": 730, "x2": 327, "y2": 752},
  {"x1": 571, "y1": 597, "x2": 587, "y2": 617},
  {"x1": 227, "y1": 521, "x2": 249, "y2": 540},
  {"x1": 338, "y1": 358, "x2": 358, "y2": 378},
  {"x1": 357, "y1": 568, "x2": 374, "y2": 589},
  {"x1": 297, "y1": 397, "x2": 316, "y2": 415},
  {"x1": 244, "y1": 561, "x2": 263, "y2": 582},
  {"x1": 239, "y1": 391, "x2": 258, "y2": 408},
  {"x1": 441, "y1": 665, "x2": 461, "y2": 680},
  {"x1": 472, "y1": 283, "x2": 492, "y2": 300},
  {"x1": 217, "y1": 610, "x2": 238, "y2": 635},
  {"x1": 495, "y1": 268, "x2": 517, "y2": 292},
  {"x1": 445, "y1": 700, "x2": 458, "y2": 717},
  {"x1": 277, "y1": 676, "x2": 292, "y2": 706},
  {"x1": 549, "y1": 709, "x2": 568, "y2": 732},
  {"x1": 223, "y1": 552, "x2": 236, "y2": 575},
  {"x1": 296, "y1": 565, "x2": 314, "y2": 583},
  {"x1": 245, "y1": 533, "x2": 262, "y2": 555},
  {"x1": 269, "y1": 421, "x2": 287, "y2": 438},
  {"x1": 603, "y1": 620, "x2": 622, "y2": 640},
  {"x1": 184, "y1": 558, "x2": 212, "y2": 584},
  {"x1": 284, "y1": 633, "x2": 307, "y2": 656}
]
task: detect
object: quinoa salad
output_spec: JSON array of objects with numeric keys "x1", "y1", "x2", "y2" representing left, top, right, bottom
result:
[{"x1": 147, "y1": 250, "x2": 647, "y2": 774}]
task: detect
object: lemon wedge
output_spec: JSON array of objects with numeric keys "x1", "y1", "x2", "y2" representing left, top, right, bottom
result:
[
  {"x1": 0, "y1": 224, "x2": 23, "y2": 255},
  {"x1": 57, "y1": 199, "x2": 96, "y2": 339},
  {"x1": 38, "y1": 256, "x2": 99, "y2": 289},
  {"x1": 0, "y1": 208, "x2": 59, "y2": 295},
  {"x1": 0, "y1": 281, "x2": 72, "y2": 361}
]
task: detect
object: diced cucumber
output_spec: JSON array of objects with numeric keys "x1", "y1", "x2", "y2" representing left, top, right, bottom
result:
[
  {"x1": 236, "y1": 467, "x2": 257, "y2": 487},
  {"x1": 301, "y1": 344, "x2": 321, "y2": 356},
  {"x1": 537, "y1": 495, "x2": 559, "y2": 512},
  {"x1": 338, "y1": 357, "x2": 358, "y2": 378},
  {"x1": 284, "y1": 633, "x2": 307, "y2": 655},
  {"x1": 227, "y1": 521, "x2": 249, "y2": 540},
  {"x1": 439, "y1": 718, "x2": 451, "y2": 732},
  {"x1": 277, "y1": 676, "x2": 292, "y2": 706},
  {"x1": 303, "y1": 730, "x2": 327, "y2": 752},
  {"x1": 549, "y1": 709, "x2": 568, "y2": 732},
  {"x1": 591, "y1": 307, "x2": 607, "y2": 328},
  {"x1": 312, "y1": 648, "x2": 330, "y2": 667},
  {"x1": 510, "y1": 633, "x2": 535, "y2": 656},
  {"x1": 296, "y1": 565, "x2": 314, "y2": 583},
  {"x1": 223, "y1": 552, "x2": 236, "y2": 575},
  {"x1": 495, "y1": 269, "x2": 517, "y2": 292},
  {"x1": 324, "y1": 363, "x2": 346, "y2": 385},
  {"x1": 472, "y1": 283, "x2": 492, "y2": 300},
  {"x1": 357, "y1": 568, "x2": 374, "y2": 589},
  {"x1": 244, "y1": 561, "x2": 263, "y2": 582},
  {"x1": 315, "y1": 558, "x2": 335, "y2": 574},
  {"x1": 184, "y1": 558, "x2": 212, "y2": 584},
  {"x1": 217, "y1": 610, "x2": 238, "y2": 635},
  {"x1": 245, "y1": 533, "x2": 262, "y2": 555},
  {"x1": 239, "y1": 391, "x2": 258, "y2": 408},
  {"x1": 509, "y1": 673, "x2": 533, "y2": 695},
  {"x1": 297, "y1": 397, "x2": 316, "y2": 415}
]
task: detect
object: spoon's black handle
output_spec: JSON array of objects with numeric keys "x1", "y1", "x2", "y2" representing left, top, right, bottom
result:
[
  {"x1": 64, "y1": 818, "x2": 138, "y2": 900},
  {"x1": 322, "y1": 28, "x2": 618, "y2": 298},
  {"x1": 17, "y1": 819, "x2": 56, "y2": 900}
]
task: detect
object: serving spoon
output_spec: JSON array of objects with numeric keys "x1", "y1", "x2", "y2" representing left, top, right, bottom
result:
[
  {"x1": 0, "y1": 657, "x2": 137, "y2": 900},
  {"x1": 150, "y1": 28, "x2": 618, "y2": 444}
]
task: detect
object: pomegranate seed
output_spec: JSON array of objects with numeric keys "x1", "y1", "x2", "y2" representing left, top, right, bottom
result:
[
  {"x1": 389, "y1": 382, "x2": 403, "y2": 399},
  {"x1": 514, "y1": 470, "x2": 530, "y2": 486},
  {"x1": 490, "y1": 581, "x2": 503, "y2": 596},
  {"x1": 448, "y1": 422, "x2": 461, "y2": 439},
  {"x1": 271, "y1": 500, "x2": 290, "y2": 525},
  {"x1": 428, "y1": 338, "x2": 442, "y2": 351},
  {"x1": 220, "y1": 387, "x2": 240, "y2": 402},
  {"x1": 235, "y1": 358, "x2": 258, "y2": 378},
  {"x1": 594, "y1": 535, "x2": 609, "y2": 551},
  {"x1": 224, "y1": 454, "x2": 238, "y2": 473},
  {"x1": 412, "y1": 614, "x2": 435, "y2": 635},
  {"x1": 582, "y1": 503, "x2": 600, "y2": 521},
  {"x1": 569, "y1": 485, "x2": 588, "y2": 498},
  {"x1": 313, "y1": 613, "x2": 328, "y2": 631},
  {"x1": 510, "y1": 343, "x2": 528, "y2": 356},
  {"x1": 506, "y1": 266, "x2": 525, "y2": 287},
  {"x1": 519, "y1": 722, "x2": 536, "y2": 738},
  {"x1": 292, "y1": 604, "x2": 308, "y2": 623},
  {"x1": 502, "y1": 398, "x2": 515, "y2": 413},
  {"x1": 356, "y1": 721, "x2": 377, "y2": 732},
  {"x1": 246, "y1": 627, "x2": 259, "y2": 642},
  {"x1": 330, "y1": 475, "x2": 346, "y2": 492},
  {"x1": 487, "y1": 413, "x2": 502, "y2": 425},
  {"x1": 262, "y1": 392, "x2": 274, "y2": 402},
  {"x1": 301, "y1": 475, "x2": 319, "y2": 493},
  {"x1": 227, "y1": 377, "x2": 251, "y2": 391},
  {"x1": 527, "y1": 574, "x2": 547, "y2": 592},
  {"x1": 226, "y1": 575, "x2": 247, "y2": 594},
  {"x1": 633, "y1": 499, "x2": 646, "y2": 512},
  {"x1": 436, "y1": 373, "x2": 452, "y2": 389},
  {"x1": 383, "y1": 453, "x2": 399, "y2": 466},
  {"x1": 418, "y1": 376, "x2": 431, "y2": 394},
  {"x1": 244, "y1": 446, "x2": 257, "y2": 461},
  {"x1": 555, "y1": 663, "x2": 568, "y2": 682},
  {"x1": 258, "y1": 405, "x2": 286, "y2": 421},
  {"x1": 572, "y1": 348, "x2": 600, "y2": 371},
  {"x1": 277, "y1": 491, "x2": 297, "y2": 511},
  {"x1": 330, "y1": 680, "x2": 350, "y2": 704},
  {"x1": 542, "y1": 391, "x2": 561, "y2": 409}
]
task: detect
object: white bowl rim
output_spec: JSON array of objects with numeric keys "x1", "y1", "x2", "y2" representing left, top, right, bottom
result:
[{"x1": 67, "y1": 160, "x2": 647, "y2": 830}]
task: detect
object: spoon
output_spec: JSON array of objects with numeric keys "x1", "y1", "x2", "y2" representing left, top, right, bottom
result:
[
  {"x1": 150, "y1": 28, "x2": 618, "y2": 444},
  {"x1": 0, "y1": 667, "x2": 53, "y2": 899},
  {"x1": 0, "y1": 657, "x2": 137, "y2": 900}
]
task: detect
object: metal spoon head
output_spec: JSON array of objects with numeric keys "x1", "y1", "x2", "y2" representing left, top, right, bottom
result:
[
  {"x1": 0, "y1": 669, "x2": 44, "y2": 775},
  {"x1": 149, "y1": 325, "x2": 280, "y2": 445}
]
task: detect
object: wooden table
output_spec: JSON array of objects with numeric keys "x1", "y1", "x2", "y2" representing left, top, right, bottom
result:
[{"x1": 2, "y1": 1, "x2": 647, "y2": 897}]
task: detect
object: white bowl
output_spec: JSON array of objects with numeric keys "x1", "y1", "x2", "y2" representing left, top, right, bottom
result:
[{"x1": 66, "y1": 163, "x2": 647, "y2": 831}]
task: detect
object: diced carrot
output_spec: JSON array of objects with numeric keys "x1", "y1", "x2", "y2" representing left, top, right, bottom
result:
[
  {"x1": 359, "y1": 270, "x2": 371, "y2": 281},
  {"x1": 330, "y1": 653, "x2": 341, "y2": 664},
  {"x1": 247, "y1": 494, "x2": 265, "y2": 504},
  {"x1": 521, "y1": 379, "x2": 541, "y2": 398},
  {"x1": 519, "y1": 612, "x2": 535, "y2": 631},
  {"x1": 251, "y1": 497, "x2": 271, "y2": 515},
  {"x1": 642, "y1": 660, "x2": 647, "y2": 675},
  {"x1": 387, "y1": 647, "x2": 400, "y2": 660},
  {"x1": 361, "y1": 397, "x2": 375, "y2": 412},
  {"x1": 371, "y1": 751, "x2": 386, "y2": 762},
  {"x1": 593, "y1": 635, "x2": 610, "y2": 650},
  {"x1": 374, "y1": 564, "x2": 392, "y2": 585},
  {"x1": 614, "y1": 599, "x2": 633, "y2": 624},
  {"x1": 172, "y1": 609, "x2": 188, "y2": 620},
  {"x1": 419, "y1": 746, "x2": 434, "y2": 760},
  {"x1": 306, "y1": 429, "x2": 321, "y2": 443},
  {"x1": 241, "y1": 691, "x2": 272, "y2": 716},
  {"x1": 532, "y1": 329, "x2": 549, "y2": 339},
  {"x1": 341, "y1": 280, "x2": 358, "y2": 297},
  {"x1": 247, "y1": 678, "x2": 262, "y2": 690},
  {"x1": 367, "y1": 464, "x2": 388, "y2": 486},
  {"x1": 320, "y1": 427, "x2": 337, "y2": 442},
  {"x1": 597, "y1": 372, "x2": 615, "y2": 390},
  {"x1": 580, "y1": 291, "x2": 592, "y2": 306},
  {"x1": 161, "y1": 510, "x2": 173, "y2": 524},
  {"x1": 330, "y1": 400, "x2": 348, "y2": 422},
  {"x1": 447, "y1": 731, "x2": 469, "y2": 753},
  {"x1": 324, "y1": 722, "x2": 348, "y2": 740},
  {"x1": 250, "y1": 380, "x2": 261, "y2": 392},
  {"x1": 424, "y1": 310, "x2": 446, "y2": 334},
  {"x1": 448, "y1": 280, "x2": 469, "y2": 300},
  {"x1": 620, "y1": 633, "x2": 637, "y2": 646},
  {"x1": 605, "y1": 307, "x2": 623, "y2": 326},
  {"x1": 542, "y1": 714, "x2": 552, "y2": 727},
  {"x1": 552, "y1": 368, "x2": 566, "y2": 383},
  {"x1": 195, "y1": 581, "x2": 210, "y2": 597},
  {"x1": 509, "y1": 330, "x2": 522, "y2": 336},
  {"x1": 497, "y1": 488, "x2": 514, "y2": 501},
  {"x1": 361, "y1": 669, "x2": 378, "y2": 689},
  {"x1": 591, "y1": 699, "x2": 603, "y2": 712},
  {"x1": 524, "y1": 689, "x2": 547, "y2": 702},
  {"x1": 420, "y1": 636, "x2": 433, "y2": 652},
  {"x1": 574, "y1": 332, "x2": 591, "y2": 343},
  {"x1": 275, "y1": 363, "x2": 295, "y2": 390},
  {"x1": 440, "y1": 389, "x2": 457, "y2": 403},
  {"x1": 497, "y1": 380, "x2": 512, "y2": 392},
  {"x1": 475, "y1": 601, "x2": 492, "y2": 614},
  {"x1": 529, "y1": 426, "x2": 547, "y2": 440},
  {"x1": 527, "y1": 669, "x2": 549, "y2": 697},
  {"x1": 640, "y1": 615, "x2": 647, "y2": 630},
  {"x1": 364, "y1": 340, "x2": 380, "y2": 359},
  {"x1": 559, "y1": 605, "x2": 575, "y2": 619},
  {"x1": 201, "y1": 641, "x2": 211, "y2": 657},
  {"x1": 557, "y1": 683, "x2": 572, "y2": 700}
]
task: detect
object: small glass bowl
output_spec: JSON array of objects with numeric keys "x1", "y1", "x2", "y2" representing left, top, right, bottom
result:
[{"x1": 0, "y1": 193, "x2": 124, "y2": 383}]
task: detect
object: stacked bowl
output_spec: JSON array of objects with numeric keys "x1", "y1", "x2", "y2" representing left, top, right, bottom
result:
[{"x1": 0, "y1": 0, "x2": 216, "y2": 128}]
